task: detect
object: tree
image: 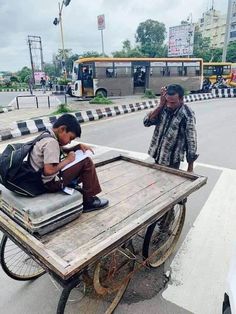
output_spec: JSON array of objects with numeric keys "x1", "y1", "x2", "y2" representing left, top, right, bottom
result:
[
  {"x1": 135, "y1": 19, "x2": 166, "y2": 57},
  {"x1": 17, "y1": 67, "x2": 32, "y2": 83},
  {"x1": 112, "y1": 39, "x2": 143, "y2": 57},
  {"x1": 80, "y1": 51, "x2": 103, "y2": 58},
  {"x1": 193, "y1": 28, "x2": 212, "y2": 61},
  {"x1": 226, "y1": 42, "x2": 236, "y2": 63}
]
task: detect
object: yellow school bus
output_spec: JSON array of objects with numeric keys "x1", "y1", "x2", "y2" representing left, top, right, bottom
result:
[{"x1": 203, "y1": 62, "x2": 232, "y2": 83}]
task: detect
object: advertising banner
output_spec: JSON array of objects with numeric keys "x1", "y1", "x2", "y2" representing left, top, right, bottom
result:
[{"x1": 168, "y1": 24, "x2": 195, "y2": 57}]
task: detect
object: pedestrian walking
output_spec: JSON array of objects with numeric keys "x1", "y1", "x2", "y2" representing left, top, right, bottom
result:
[{"x1": 40, "y1": 77, "x2": 46, "y2": 94}]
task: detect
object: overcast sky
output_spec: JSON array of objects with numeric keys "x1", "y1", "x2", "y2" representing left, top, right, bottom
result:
[{"x1": 0, "y1": 0, "x2": 228, "y2": 72}]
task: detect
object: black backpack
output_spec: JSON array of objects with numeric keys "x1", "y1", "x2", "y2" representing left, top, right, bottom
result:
[{"x1": 0, "y1": 131, "x2": 52, "y2": 197}]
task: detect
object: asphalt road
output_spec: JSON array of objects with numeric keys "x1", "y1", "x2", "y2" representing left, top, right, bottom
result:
[{"x1": 0, "y1": 97, "x2": 236, "y2": 314}]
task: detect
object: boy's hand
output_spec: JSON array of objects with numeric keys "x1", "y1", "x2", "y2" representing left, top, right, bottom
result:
[
  {"x1": 66, "y1": 151, "x2": 76, "y2": 163},
  {"x1": 80, "y1": 143, "x2": 94, "y2": 154}
]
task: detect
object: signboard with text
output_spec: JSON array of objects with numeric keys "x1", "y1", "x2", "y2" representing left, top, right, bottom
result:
[
  {"x1": 168, "y1": 24, "x2": 195, "y2": 57},
  {"x1": 97, "y1": 14, "x2": 105, "y2": 30}
]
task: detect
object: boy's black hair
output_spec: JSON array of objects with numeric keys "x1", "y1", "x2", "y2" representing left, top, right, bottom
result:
[
  {"x1": 167, "y1": 84, "x2": 184, "y2": 98},
  {"x1": 53, "y1": 114, "x2": 81, "y2": 137}
]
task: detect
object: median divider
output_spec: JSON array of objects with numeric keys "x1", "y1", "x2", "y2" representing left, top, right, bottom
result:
[
  {"x1": 0, "y1": 88, "x2": 236, "y2": 142},
  {"x1": 0, "y1": 100, "x2": 158, "y2": 142}
]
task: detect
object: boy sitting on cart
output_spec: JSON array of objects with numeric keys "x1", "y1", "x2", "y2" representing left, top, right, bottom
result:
[{"x1": 30, "y1": 113, "x2": 109, "y2": 212}]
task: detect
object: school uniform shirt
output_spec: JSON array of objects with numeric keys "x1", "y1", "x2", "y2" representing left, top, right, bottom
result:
[
  {"x1": 143, "y1": 104, "x2": 199, "y2": 166},
  {"x1": 29, "y1": 128, "x2": 61, "y2": 183}
]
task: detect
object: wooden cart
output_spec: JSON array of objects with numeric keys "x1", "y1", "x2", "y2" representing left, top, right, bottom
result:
[{"x1": 0, "y1": 155, "x2": 207, "y2": 314}]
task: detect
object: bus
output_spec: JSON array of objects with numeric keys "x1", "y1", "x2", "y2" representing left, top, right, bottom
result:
[
  {"x1": 203, "y1": 62, "x2": 232, "y2": 84},
  {"x1": 71, "y1": 57, "x2": 203, "y2": 98}
]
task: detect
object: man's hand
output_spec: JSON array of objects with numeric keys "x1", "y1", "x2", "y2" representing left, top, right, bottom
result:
[
  {"x1": 80, "y1": 143, "x2": 94, "y2": 154},
  {"x1": 187, "y1": 162, "x2": 194, "y2": 172},
  {"x1": 159, "y1": 86, "x2": 167, "y2": 107}
]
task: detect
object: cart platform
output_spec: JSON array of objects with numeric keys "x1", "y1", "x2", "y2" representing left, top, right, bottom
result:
[{"x1": 0, "y1": 155, "x2": 206, "y2": 282}]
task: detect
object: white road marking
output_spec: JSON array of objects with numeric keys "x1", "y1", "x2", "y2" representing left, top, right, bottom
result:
[{"x1": 162, "y1": 168, "x2": 236, "y2": 314}]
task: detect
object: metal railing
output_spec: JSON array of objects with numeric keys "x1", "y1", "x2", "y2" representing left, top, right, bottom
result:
[{"x1": 15, "y1": 95, "x2": 51, "y2": 109}]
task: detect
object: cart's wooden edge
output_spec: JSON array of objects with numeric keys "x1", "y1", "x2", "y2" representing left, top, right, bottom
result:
[
  {"x1": 62, "y1": 175, "x2": 207, "y2": 280},
  {"x1": 95, "y1": 154, "x2": 205, "y2": 181},
  {"x1": 0, "y1": 211, "x2": 69, "y2": 278}
]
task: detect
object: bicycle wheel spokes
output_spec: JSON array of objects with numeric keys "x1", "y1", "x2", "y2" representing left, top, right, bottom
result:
[
  {"x1": 63, "y1": 242, "x2": 135, "y2": 314},
  {"x1": 0, "y1": 235, "x2": 45, "y2": 281},
  {"x1": 142, "y1": 204, "x2": 186, "y2": 267}
]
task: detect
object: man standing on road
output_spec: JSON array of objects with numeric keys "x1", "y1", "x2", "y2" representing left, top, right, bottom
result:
[
  {"x1": 40, "y1": 77, "x2": 46, "y2": 94},
  {"x1": 143, "y1": 84, "x2": 198, "y2": 172}
]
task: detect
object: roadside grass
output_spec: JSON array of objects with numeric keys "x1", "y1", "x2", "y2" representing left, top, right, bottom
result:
[
  {"x1": 89, "y1": 93, "x2": 113, "y2": 105},
  {"x1": 52, "y1": 103, "x2": 73, "y2": 115},
  {"x1": 142, "y1": 89, "x2": 157, "y2": 99}
]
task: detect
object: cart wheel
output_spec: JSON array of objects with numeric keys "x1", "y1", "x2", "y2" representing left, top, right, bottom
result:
[
  {"x1": 0, "y1": 235, "x2": 45, "y2": 281},
  {"x1": 61, "y1": 242, "x2": 135, "y2": 314},
  {"x1": 142, "y1": 203, "x2": 186, "y2": 268}
]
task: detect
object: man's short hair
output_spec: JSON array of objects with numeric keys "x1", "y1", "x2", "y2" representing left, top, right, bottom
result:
[
  {"x1": 53, "y1": 114, "x2": 81, "y2": 137},
  {"x1": 167, "y1": 84, "x2": 184, "y2": 98}
]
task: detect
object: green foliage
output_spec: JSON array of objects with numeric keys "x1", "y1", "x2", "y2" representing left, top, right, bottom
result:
[
  {"x1": 112, "y1": 39, "x2": 142, "y2": 58},
  {"x1": 143, "y1": 89, "x2": 156, "y2": 99},
  {"x1": 57, "y1": 78, "x2": 70, "y2": 85},
  {"x1": 89, "y1": 93, "x2": 113, "y2": 105},
  {"x1": 53, "y1": 103, "x2": 72, "y2": 115},
  {"x1": 17, "y1": 67, "x2": 32, "y2": 83},
  {"x1": 112, "y1": 40, "x2": 143, "y2": 57},
  {"x1": 80, "y1": 51, "x2": 103, "y2": 58},
  {"x1": 10, "y1": 76, "x2": 19, "y2": 82},
  {"x1": 226, "y1": 42, "x2": 236, "y2": 63},
  {"x1": 135, "y1": 19, "x2": 166, "y2": 57},
  {"x1": 193, "y1": 28, "x2": 212, "y2": 61}
]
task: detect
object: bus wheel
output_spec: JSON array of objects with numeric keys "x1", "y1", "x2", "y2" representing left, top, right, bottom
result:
[{"x1": 95, "y1": 89, "x2": 107, "y2": 98}]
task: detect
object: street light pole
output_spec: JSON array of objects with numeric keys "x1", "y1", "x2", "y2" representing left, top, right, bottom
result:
[
  {"x1": 53, "y1": 0, "x2": 72, "y2": 79},
  {"x1": 58, "y1": 2, "x2": 66, "y2": 75}
]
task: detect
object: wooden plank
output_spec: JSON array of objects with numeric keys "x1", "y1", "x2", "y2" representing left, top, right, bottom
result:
[
  {"x1": 120, "y1": 155, "x2": 202, "y2": 180},
  {"x1": 43, "y1": 169, "x2": 187, "y2": 257},
  {"x1": 62, "y1": 176, "x2": 207, "y2": 279},
  {"x1": 96, "y1": 161, "x2": 143, "y2": 184},
  {"x1": 0, "y1": 211, "x2": 69, "y2": 278}
]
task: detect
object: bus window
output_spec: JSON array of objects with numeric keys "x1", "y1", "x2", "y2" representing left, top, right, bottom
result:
[
  {"x1": 95, "y1": 62, "x2": 113, "y2": 79},
  {"x1": 183, "y1": 62, "x2": 201, "y2": 77},
  {"x1": 167, "y1": 62, "x2": 182, "y2": 76},
  {"x1": 223, "y1": 66, "x2": 231, "y2": 75},
  {"x1": 114, "y1": 62, "x2": 131, "y2": 78},
  {"x1": 150, "y1": 62, "x2": 167, "y2": 77},
  {"x1": 106, "y1": 68, "x2": 115, "y2": 78}
]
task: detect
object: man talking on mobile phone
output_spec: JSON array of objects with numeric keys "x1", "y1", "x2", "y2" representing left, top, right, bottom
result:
[{"x1": 143, "y1": 84, "x2": 198, "y2": 172}]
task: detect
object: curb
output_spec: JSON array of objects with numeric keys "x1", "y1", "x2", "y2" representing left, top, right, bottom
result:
[
  {"x1": 0, "y1": 88, "x2": 236, "y2": 142},
  {"x1": 0, "y1": 100, "x2": 158, "y2": 142},
  {"x1": 0, "y1": 88, "x2": 29, "y2": 92},
  {"x1": 0, "y1": 107, "x2": 14, "y2": 114}
]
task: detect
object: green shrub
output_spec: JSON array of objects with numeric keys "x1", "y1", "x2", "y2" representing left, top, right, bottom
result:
[
  {"x1": 89, "y1": 93, "x2": 113, "y2": 105},
  {"x1": 53, "y1": 103, "x2": 72, "y2": 115},
  {"x1": 143, "y1": 89, "x2": 156, "y2": 99}
]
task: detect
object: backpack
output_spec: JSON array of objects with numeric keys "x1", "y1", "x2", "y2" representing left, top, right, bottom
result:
[{"x1": 0, "y1": 131, "x2": 52, "y2": 197}]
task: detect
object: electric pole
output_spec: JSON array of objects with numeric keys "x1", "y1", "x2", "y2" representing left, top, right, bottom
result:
[{"x1": 222, "y1": 0, "x2": 232, "y2": 61}]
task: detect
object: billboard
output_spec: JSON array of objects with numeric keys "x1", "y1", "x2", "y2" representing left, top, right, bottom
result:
[
  {"x1": 168, "y1": 24, "x2": 195, "y2": 57},
  {"x1": 34, "y1": 71, "x2": 45, "y2": 83},
  {"x1": 97, "y1": 14, "x2": 105, "y2": 30}
]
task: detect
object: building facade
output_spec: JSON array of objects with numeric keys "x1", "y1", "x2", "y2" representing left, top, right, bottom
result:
[
  {"x1": 229, "y1": 0, "x2": 236, "y2": 42},
  {"x1": 197, "y1": 8, "x2": 226, "y2": 48}
]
